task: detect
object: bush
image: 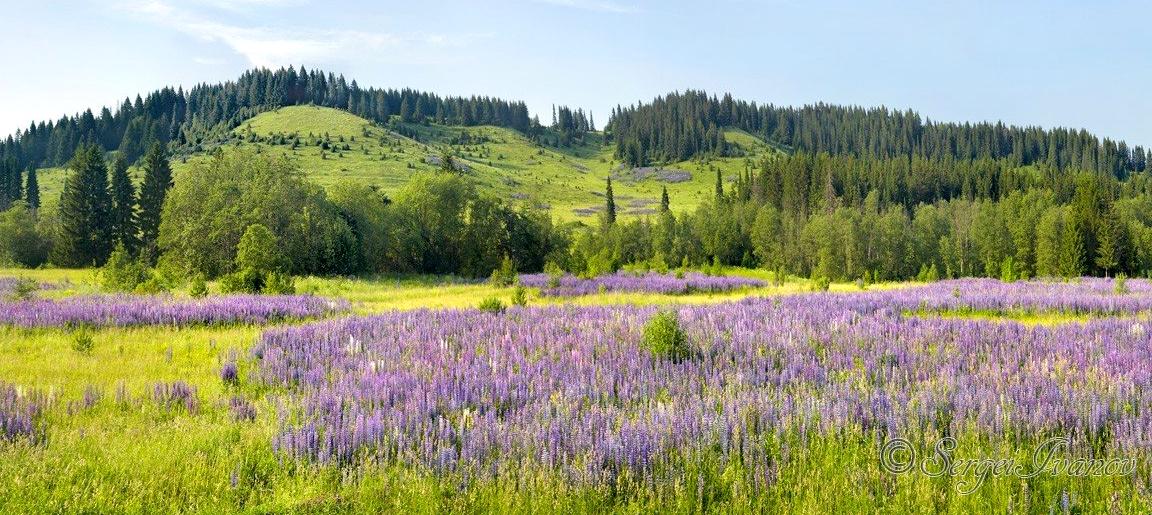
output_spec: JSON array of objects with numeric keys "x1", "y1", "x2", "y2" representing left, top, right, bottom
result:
[
  {"x1": 511, "y1": 285, "x2": 528, "y2": 306},
  {"x1": 220, "y1": 267, "x2": 264, "y2": 294},
  {"x1": 478, "y1": 297, "x2": 506, "y2": 314},
  {"x1": 5, "y1": 277, "x2": 38, "y2": 301},
  {"x1": 810, "y1": 276, "x2": 831, "y2": 292},
  {"x1": 100, "y1": 245, "x2": 149, "y2": 292},
  {"x1": 71, "y1": 329, "x2": 95, "y2": 355},
  {"x1": 489, "y1": 255, "x2": 517, "y2": 287},
  {"x1": 544, "y1": 261, "x2": 564, "y2": 288},
  {"x1": 189, "y1": 274, "x2": 208, "y2": 298},
  {"x1": 263, "y1": 272, "x2": 296, "y2": 295},
  {"x1": 641, "y1": 311, "x2": 691, "y2": 362},
  {"x1": 1115, "y1": 273, "x2": 1129, "y2": 295}
]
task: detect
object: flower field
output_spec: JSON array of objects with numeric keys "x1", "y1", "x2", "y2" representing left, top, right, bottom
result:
[
  {"x1": 257, "y1": 281, "x2": 1152, "y2": 487},
  {"x1": 2, "y1": 274, "x2": 1151, "y2": 512},
  {"x1": 518, "y1": 271, "x2": 765, "y2": 296}
]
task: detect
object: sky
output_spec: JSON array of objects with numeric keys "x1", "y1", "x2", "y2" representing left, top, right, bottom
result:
[{"x1": 1, "y1": 0, "x2": 1149, "y2": 145}]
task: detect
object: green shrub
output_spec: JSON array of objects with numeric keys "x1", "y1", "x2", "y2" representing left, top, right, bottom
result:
[
  {"x1": 489, "y1": 255, "x2": 517, "y2": 287},
  {"x1": 100, "y1": 245, "x2": 149, "y2": 292},
  {"x1": 5, "y1": 277, "x2": 38, "y2": 301},
  {"x1": 220, "y1": 267, "x2": 264, "y2": 294},
  {"x1": 642, "y1": 311, "x2": 691, "y2": 362},
  {"x1": 1115, "y1": 273, "x2": 1129, "y2": 295},
  {"x1": 71, "y1": 329, "x2": 94, "y2": 355},
  {"x1": 478, "y1": 297, "x2": 506, "y2": 314},
  {"x1": 544, "y1": 261, "x2": 564, "y2": 288},
  {"x1": 511, "y1": 285, "x2": 528, "y2": 306},
  {"x1": 189, "y1": 274, "x2": 208, "y2": 298},
  {"x1": 810, "y1": 276, "x2": 831, "y2": 292},
  {"x1": 263, "y1": 272, "x2": 296, "y2": 295}
]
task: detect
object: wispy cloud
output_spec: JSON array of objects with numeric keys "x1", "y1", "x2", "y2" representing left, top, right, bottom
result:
[
  {"x1": 119, "y1": 0, "x2": 478, "y2": 68},
  {"x1": 535, "y1": 0, "x2": 640, "y2": 13}
]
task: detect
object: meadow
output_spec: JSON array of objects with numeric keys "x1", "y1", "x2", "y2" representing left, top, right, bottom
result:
[
  {"x1": 2, "y1": 268, "x2": 1150, "y2": 512},
  {"x1": 29, "y1": 105, "x2": 778, "y2": 224}
]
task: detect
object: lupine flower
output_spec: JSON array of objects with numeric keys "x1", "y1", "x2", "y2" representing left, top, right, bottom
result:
[
  {"x1": 0, "y1": 294, "x2": 347, "y2": 328},
  {"x1": 519, "y1": 272, "x2": 764, "y2": 296}
]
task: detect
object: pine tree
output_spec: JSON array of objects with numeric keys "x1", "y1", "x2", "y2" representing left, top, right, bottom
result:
[
  {"x1": 24, "y1": 167, "x2": 39, "y2": 211},
  {"x1": 54, "y1": 144, "x2": 113, "y2": 267},
  {"x1": 137, "y1": 142, "x2": 172, "y2": 257},
  {"x1": 109, "y1": 153, "x2": 139, "y2": 253},
  {"x1": 605, "y1": 177, "x2": 616, "y2": 226},
  {"x1": 660, "y1": 186, "x2": 670, "y2": 213}
]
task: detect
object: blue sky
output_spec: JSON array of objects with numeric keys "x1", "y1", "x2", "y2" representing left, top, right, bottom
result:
[{"x1": 2, "y1": 0, "x2": 1149, "y2": 145}]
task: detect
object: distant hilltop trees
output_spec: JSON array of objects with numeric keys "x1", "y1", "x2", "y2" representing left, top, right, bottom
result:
[
  {"x1": 607, "y1": 90, "x2": 1148, "y2": 177},
  {"x1": 0, "y1": 67, "x2": 534, "y2": 171}
]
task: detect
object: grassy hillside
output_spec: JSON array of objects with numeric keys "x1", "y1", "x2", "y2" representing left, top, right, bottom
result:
[{"x1": 34, "y1": 105, "x2": 783, "y2": 223}]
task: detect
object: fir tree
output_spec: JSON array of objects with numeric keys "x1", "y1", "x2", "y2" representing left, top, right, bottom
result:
[
  {"x1": 137, "y1": 142, "x2": 172, "y2": 257},
  {"x1": 24, "y1": 167, "x2": 39, "y2": 211},
  {"x1": 605, "y1": 177, "x2": 616, "y2": 226},
  {"x1": 53, "y1": 144, "x2": 113, "y2": 267},
  {"x1": 109, "y1": 153, "x2": 139, "y2": 252},
  {"x1": 660, "y1": 186, "x2": 670, "y2": 213},
  {"x1": 714, "y1": 167, "x2": 724, "y2": 202}
]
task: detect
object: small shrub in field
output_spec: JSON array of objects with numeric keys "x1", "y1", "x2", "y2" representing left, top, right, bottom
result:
[
  {"x1": 1115, "y1": 274, "x2": 1129, "y2": 295},
  {"x1": 511, "y1": 285, "x2": 528, "y2": 306},
  {"x1": 810, "y1": 276, "x2": 830, "y2": 292},
  {"x1": 478, "y1": 297, "x2": 506, "y2": 314},
  {"x1": 544, "y1": 261, "x2": 564, "y2": 288},
  {"x1": 6, "y1": 277, "x2": 38, "y2": 301},
  {"x1": 642, "y1": 311, "x2": 690, "y2": 362},
  {"x1": 71, "y1": 329, "x2": 94, "y2": 355},
  {"x1": 489, "y1": 255, "x2": 517, "y2": 287},
  {"x1": 220, "y1": 267, "x2": 264, "y2": 294}
]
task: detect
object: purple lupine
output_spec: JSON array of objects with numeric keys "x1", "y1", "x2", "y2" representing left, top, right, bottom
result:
[
  {"x1": 0, "y1": 294, "x2": 348, "y2": 328},
  {"x1": 228, "y1": 396, "x2": 257, "y2": 422},
  {"x1": 252, "y1": 278, "x2": 1152, "y2": 486},
  {"x1": 221, "y1": 362, "x2": 239, "y2": 385},
  {"x1": 151, "y1": 381, "x2": 200, "y2": 414},
  {"x1": 0, "y1": 383, "x2": 47, "y2": 443}
]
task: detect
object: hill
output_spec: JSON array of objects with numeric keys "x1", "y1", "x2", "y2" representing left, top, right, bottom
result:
[{"x1": 123, "y1": 105, "x2": 779, "y2": 222}]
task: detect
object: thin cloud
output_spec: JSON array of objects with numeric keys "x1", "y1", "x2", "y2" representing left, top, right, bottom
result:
[
  {"x1": 535, "y1": 0, "x2": 640, "y2": 13},
  {"x1": 119, "y1": 0, "x2": 475, "y2": 68}
]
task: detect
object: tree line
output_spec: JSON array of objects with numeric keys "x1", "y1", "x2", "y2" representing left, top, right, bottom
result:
[
  {"x1": 568, "y1": 151, "x2": 1152, "y2": 282},
  {"x1": 0, "y1": 67, "x2": 536, "y2": 173},
  {"x1": 608, "y1": 91, "x2": 1148, "y2": 178}
]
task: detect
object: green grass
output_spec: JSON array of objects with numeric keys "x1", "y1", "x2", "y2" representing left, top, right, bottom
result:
[{"x1": 30, "y1": 106, "x2": 781, "y2": 223}]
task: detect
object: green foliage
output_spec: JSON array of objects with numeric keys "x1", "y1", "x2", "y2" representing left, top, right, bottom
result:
[
  {"x1": 5, "y1": 277, "x2": 38, "y2": 301},
  {"x1": 511, "y1": 284, "x2": 528, "y2": 306},
  {"x1": 137, "y1": 142, "x2": 172, "y2": 257},
  {"x1": 489, "y1": 255, "x2": 517, "y2": 287},
  {"x1": 109, "y1": 153, "x2": 139, "y2": 253},
  {"x1": 544, "y1": 261, "x2": 564, "y2": 288},
  {"x1": 189, "y1": 273, "x2": 208, "y2": 298},
  {"x1": 810, "y1": 276, "x2": 831, "y2": 292},
  {"x1": 263, "y1": 271, "x2": 296, "y2": 295},
  {"x1": 70, "y1": 329, "x2": 94, "y2": 355},
  {"x1": 1115, "y1": 273, "x2": 1129, "y2": 295},
  {"x1": 0, "y1": 201, "x2": 49, "y2": 267},
  {"x1": 478, "y1": 296, "x2": 506, "y2": 314},
  {"x1": 219, "y1": 267, "x2": 265, "y2": 294},
  {"x1": 641, "y1": 310, "x2": 691, "y2": 362},
  {"x1": 159, "y1": 150, "x2": 354, "y2": 278},
  {"x1": 235, "y1": 224, "x2": 286, "y2": 274},
  {"x1": 100, "y1": 244, "x2": 150, "y2": 292},
  {"x1": 54, "y1": 145, "x2": 113, "y2": 267}
]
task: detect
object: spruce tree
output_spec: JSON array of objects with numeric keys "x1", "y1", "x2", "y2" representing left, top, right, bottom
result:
[
  {"x1": 109, "y1": 154, "x2": 139, "y2": 252},
  {"x1": 605, "y1": 177, "x2": 616, "y2": 226},
  {"x1": 54, "y1": 144, "x2": 113, "y2": 266},
  {"x1": 137, "y1": 142, "x2": 172, "y2": 257},
  {"x1": 660, "y1": 186, "x2": 670, "y2": 213},
  {"x1": 24, "y1": 167, "x2": 39, "y2": 211},
  {"x1": 714, "y1": 167, "x2": 724, "y2": 201}
]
